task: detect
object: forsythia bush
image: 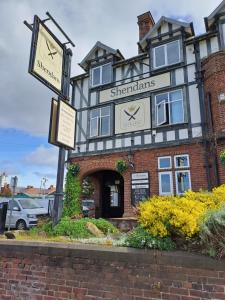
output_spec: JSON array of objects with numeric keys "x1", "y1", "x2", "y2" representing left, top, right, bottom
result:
[{"x1": 138, "y1": 185, "x2": 225, "y2": 238}]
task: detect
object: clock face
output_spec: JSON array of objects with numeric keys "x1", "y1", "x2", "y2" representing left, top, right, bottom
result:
[{"x1": 33, "y1": 23, "x2": 63, "y2": 92}]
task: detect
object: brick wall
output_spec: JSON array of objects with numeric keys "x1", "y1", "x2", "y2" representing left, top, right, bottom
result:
[
  {"x1": 71, "y1": 142, "x2": 208, "y2": 216},
  {"x1": 0, "y1": 241, "x2": 225, "y2": 300},
  {"x1": 202, "y1": 50, "x2": 225, "y2": 185}
]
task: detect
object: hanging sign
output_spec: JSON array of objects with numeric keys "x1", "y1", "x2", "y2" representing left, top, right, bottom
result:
[
  {"x1": 131, "y1": 172, "x2": 150, "y2": 206},
  {"x1": 29, "y1": 15, "x2": 64, "y2": 95},
  {"x1": 48, "y1": 99, "x2": 76, "y2": 150}
]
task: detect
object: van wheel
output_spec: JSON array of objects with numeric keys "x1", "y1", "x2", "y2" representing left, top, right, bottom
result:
[{"x1": 16, "y1": 220, "x2": 27, "y2": 230}]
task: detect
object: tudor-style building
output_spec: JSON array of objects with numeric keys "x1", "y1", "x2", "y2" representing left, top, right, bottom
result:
[{"x1": 69, "y1": 1, "x2": 225, "y2": 218}]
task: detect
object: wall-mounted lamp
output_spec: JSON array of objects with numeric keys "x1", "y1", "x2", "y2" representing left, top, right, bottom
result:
[{"x1": 218, "y1": 93, "x2": 225, "y2": 103}]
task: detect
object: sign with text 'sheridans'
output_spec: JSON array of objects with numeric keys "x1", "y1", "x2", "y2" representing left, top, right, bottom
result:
[
  {"x1": 49, "y1": 99, "x2": 76, "y2": 150},
  {"x1": 29, "y1": 15, "x2": 64, "y2": 95}
]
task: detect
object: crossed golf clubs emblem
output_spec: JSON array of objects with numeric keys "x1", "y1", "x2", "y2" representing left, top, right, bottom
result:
[
  {"x1": 46, "y1": 40, "x2": 57, "y2": 59},
  {"x1": 124, "y1": 106, "x2": 140, "y2": 121}
]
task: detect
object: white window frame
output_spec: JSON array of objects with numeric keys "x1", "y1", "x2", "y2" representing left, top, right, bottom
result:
[
  {"x1": 158, "y1": 156, "x2": 172, "y2": 170},
  {"x1": 175, "y1": 170, "x2": 191, "y2": 195},
  {"x1": 156, "y1": 100, "x2": 167, "y2": 126},
  {"x1": 91, "y1": 63, "x2": 111, "y2": 87},
  {"x1": 155, "y1": 89, "x2": 184, "y2": 127},
  {"x1": 174, "y1": 154, "x2": 190, "y2": 169},
  {"x1": 90, "y1": 106, "x2": 111, "y2": 138},
  {"x1": 158, "y1": 172, "x2": 173, "y2": 196},
  {"x1": 153, "y1": 40, "x2": 181, "y2": 69}
]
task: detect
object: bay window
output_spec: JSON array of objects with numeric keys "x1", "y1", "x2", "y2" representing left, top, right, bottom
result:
[{"x1": 153, "y1": 40, "x2": 181, "y2": 69}]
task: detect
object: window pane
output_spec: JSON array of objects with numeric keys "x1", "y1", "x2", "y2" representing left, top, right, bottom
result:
[
  {"x1": 101, "y1": 116, "x2": 110, "y2": 135},
  {"x1": 91, "y1": 109, "x2": 99, "y2": 118},
  {"x1": 102, "y1": 64, "x2": 111, "y2": 84},
  {"x1": 155, "y1": 46, "x2": 165, "y2": 67},
  {"x1": 160, "y1": 173, "x2": 172, "y2": 194},
  {"x1": 176, "y1": 171, "x2": 191, "y2": 194},
  {"x1": 157, "y1": 101, "x2": 167, "y2": 125},
  {"x1": 92, "y1": 67, "x2": 101, "y2": 86},
  {"x1": 90, "y1": 118, "x2": 98, "y2": 136},
  {"x1": 175, "y1": 155, "x2": 189, "y2": 168},
  {"x1": 159, "y1": 157, "x2": 171, "y2": 169},
  {"x1": 167, "y1": 41, "x2": 180, "y2": 65},
  {"x1": 170, "y1": 90, "x2": 182, "y2": 102},
  {"x1": 156, "y1": 93, "x2": 168, "y2": 104},
  {"x1": 170, "y1": 100, "x2": 183, "y2": 124},
  {"x1": 101, "y1": 106, "x2": 110, "y2": 116}
]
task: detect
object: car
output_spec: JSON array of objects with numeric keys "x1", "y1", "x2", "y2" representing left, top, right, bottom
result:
[
  {"x1": 0, "y1": 198, "x2": 48, "y2": 230},
  {"x1": 82, "y1": 199, "x2": 95, "y2": 217}
]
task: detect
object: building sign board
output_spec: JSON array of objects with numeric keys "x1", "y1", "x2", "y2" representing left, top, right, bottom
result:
[
  {"x1": 29, "y1": 15, "x2": 64, "y2": 95},
  {"x1": 100, "y1": 72, "x2": 170, "y2": 102},
  {"x1": 115, "y1": 98, "x2": 151, "y2": 134},
  {"x1": 131, "y1": 172, "x2": 150, "y2": 206},
  {"x1": 48, "y1": 99, "x2": 76, "y2": 150}
]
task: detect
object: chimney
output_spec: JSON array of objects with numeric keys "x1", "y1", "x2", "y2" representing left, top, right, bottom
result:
[{"x1": 137, "y1": 11, "x2": 155, "y2": 41}]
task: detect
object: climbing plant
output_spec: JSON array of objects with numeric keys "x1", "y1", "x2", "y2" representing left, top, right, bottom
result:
[
  {"x1": 220, "y1": 150, "x2": 225, "y2": 165},
  {"x1": 63, "y1": 164, "x2": 82, "y2": 217},
  {"x1": 116, "y1": 159, "x2": 127, "y2": 174}
]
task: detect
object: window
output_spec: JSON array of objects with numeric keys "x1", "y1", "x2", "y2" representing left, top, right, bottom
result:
[
  {"x1": 153, "y1": 40, "x2": 181, "y2": 69},
  {"x1": 222, "y1": 23, "x2": 225, "y2": 48},
  {"x1": 175, "y1": 171, "x2": 191, "y2": 195},
  {"x1": 158, "y1": 156, "x2": 172, "y2": 169},
  {"x1": 158, "y1": 154, "x2": 191, "y2": 195},
  {"x1": 91, "y1": 63, "x2": 111, "y2": 87},
  {"x1": 174, "y1": 155, "x2": 189, "y2": 168},
  {"x1": 159, "y1": 172, "x2": 173, "y2": 195},
  {"x1": 156, "y1": 89, "x2": 184, "y2": 126},
  {"x1": 90, "y1": 106, "x2": 110, "y2": 137}
]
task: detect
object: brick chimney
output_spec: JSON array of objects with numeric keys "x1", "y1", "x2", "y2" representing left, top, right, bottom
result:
[{"x1": 137, "y1": 11, "x2": 155, "y2": 41}]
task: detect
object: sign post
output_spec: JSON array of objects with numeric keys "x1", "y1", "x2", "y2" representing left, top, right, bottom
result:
[{"x1": 24, "y1": 12, "x2": 75, "y2": 226}]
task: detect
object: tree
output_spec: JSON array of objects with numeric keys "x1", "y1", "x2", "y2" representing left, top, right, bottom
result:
[{"x1": 82, "y1": 177, "x2": 95, "y2": 198}]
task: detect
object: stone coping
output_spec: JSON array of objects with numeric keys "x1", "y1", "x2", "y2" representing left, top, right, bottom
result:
[{"x1": 0, "y1": 240, "x2": 224, "y2": 270}]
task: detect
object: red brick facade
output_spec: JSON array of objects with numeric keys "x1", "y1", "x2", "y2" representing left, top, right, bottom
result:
[
  {"x1": 71, "y1": 143, "x2": 208, "y2": 217},
  {"x1": 202, "y1": 50, "x2": 225, "y2": 185}
]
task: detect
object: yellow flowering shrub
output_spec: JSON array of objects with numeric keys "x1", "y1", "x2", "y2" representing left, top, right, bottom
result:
[{"x1": 138, "y1": 185, "x2": 225, "y2": 238}]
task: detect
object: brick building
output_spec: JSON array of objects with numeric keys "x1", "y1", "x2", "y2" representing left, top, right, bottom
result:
[{"x1": 69, "y1": 1, "x2": 225, "y2": 217}]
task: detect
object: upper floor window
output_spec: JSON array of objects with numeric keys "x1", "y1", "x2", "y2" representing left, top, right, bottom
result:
[
  {"x1": 90, "y1": 106, "x2": 111, "y2": 137},
  {"x1": 91, "y1": 63, "x2": 111, "y2": 87},
  {"x1": 156, "y1": 89, "x2": 184, "y2": 126},
  {"x1": 153, "y1": 40, "x2": 181, "y2": 69}
]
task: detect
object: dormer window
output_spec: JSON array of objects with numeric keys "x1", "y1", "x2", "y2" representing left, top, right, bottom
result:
[
  {"x1": 91, "y1": 63, "x2": 112, "y2": 87},
  {"x1": 153, "y1": 40, "x2": 181, "y2": 69}
]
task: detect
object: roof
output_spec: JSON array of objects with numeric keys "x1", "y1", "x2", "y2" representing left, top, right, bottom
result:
[
  {"x1": 139, "y1": 16, "x2": 194, "y2": 49},
  {"x1": 79, "y1": 41, "x2": 124, "y2": 71},
  {"x1": 205, "y1": 0, "x2": 225, "y2": 30}
]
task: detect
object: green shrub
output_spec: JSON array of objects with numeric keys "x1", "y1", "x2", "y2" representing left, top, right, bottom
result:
[
  {"x1": 123, "y1": 226, "x2": 175, "y2": 250},
  {"x1": 63, "y1": 164, "x2": 82, "y2": 217},
  {"x1": 200, "y1": 206, "x2": 225, "y2": 258},
  {"x1": 89, "y1": 218, "x2": 119, "y2": 234}
]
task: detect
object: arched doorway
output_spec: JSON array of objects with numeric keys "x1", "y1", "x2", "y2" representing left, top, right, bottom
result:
[{"x1": 82, "y1": 170, "x2": 124, "y2": 218}]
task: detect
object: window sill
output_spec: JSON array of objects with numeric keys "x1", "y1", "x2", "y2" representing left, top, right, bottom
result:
[
  {"x1": 151, "y1": 61, "x2": 185, "y2": 75},
  {"x1": 87, "y1": 134, "x2": 112, "y2": 142},
  {"x1": 90, "y1": 82, "x2": 114, "y2": 92}
]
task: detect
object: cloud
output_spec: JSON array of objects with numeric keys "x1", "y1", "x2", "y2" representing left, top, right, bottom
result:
[
  {"x1": 0, "y1": 160, "x2": 21, "y2": 176},
  {"x1": 24, "y1": 145, "x2": 58, "y2": 168},
  {"x1": 33, "y1": 171, "x2": 56, "y2": 180},
  {"x1": 0, "y1": 0, "x2": 222, "y2": 137}
]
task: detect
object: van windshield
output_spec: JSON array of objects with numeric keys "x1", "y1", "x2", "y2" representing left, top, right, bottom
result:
[{"x1": 18, "y1": 199, "x2": 43, "y2": 209}]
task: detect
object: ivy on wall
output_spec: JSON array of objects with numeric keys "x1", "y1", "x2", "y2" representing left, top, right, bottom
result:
[{"x1": 63, "y1": 164, "x2": 82, "y2": 217}]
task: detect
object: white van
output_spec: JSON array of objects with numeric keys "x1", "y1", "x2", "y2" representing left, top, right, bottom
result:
[{"x1": 0, "y1": 198, "x2": 48, "y2": 230}]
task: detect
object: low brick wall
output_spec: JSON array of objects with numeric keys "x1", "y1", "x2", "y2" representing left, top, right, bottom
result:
[{"x1": 0, "y1": 241, "x2": 225, "y2": 300}]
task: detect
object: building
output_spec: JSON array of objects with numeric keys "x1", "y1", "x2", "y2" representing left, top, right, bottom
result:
[{"x1": 69, "y1": 1, "x2": 225, "y2": 218}]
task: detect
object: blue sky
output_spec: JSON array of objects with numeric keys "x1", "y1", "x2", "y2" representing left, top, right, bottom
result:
[{"x1": 0, "y1": 0, "x2": 222, "y2": 188}]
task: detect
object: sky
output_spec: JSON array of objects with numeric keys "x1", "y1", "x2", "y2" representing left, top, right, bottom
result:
[{"x1": 0, "y1": 0, "x2": 222, "y2": 188}]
